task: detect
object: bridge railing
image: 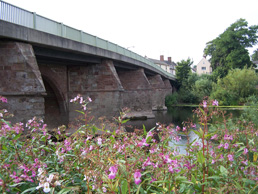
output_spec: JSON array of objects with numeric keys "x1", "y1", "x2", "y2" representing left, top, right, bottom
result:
[{"x1": 0, "y1": 1, "x2": 175, "y2": 79}]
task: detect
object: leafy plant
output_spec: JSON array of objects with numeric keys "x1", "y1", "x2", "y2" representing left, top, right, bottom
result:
[{"x1": 0, "y1": 95, "x2": 258, "y2": 193}]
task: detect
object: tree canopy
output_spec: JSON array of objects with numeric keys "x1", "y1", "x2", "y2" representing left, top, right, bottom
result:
[
  {"x1": 175, "y1": 58, "x2": 193, "y2": 87},
  {"x1": 204, "y1": 19, "x2": 258, "y2": 78},
  {"x1": 252, "y1": 49, "x2": 258, "y2": 61}
]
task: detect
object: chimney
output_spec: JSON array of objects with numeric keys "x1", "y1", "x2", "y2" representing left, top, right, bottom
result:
[
  {"x1": 160, "y1": 55, "x2": 164, "y2": 61},
  {"x1": 168, "y1": 57, "x2": 172, "y2": 62}
]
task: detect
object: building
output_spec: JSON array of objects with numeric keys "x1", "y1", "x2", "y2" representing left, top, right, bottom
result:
[
  {"x1": 196, "y1": 56, "x2": 212, "y2": 75},
  {"x1": 149, "y1": 55, "x2": 177, "y2": 75}
]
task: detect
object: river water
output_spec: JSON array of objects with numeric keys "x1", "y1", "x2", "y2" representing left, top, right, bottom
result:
[{"x1": 125, "y1": 106, "x2": 243, "y2": 154}]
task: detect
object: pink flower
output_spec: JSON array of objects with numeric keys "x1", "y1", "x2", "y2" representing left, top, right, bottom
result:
[
  {"x1": 233, "y1": 144, "x2": 239, "y2": 148},
  {"x1": 88, "y1": 97, "x2": 92, "y2": 102},
  {"x1": 224, "y1": 143, "x2": 229, "y2": 149},
  {"x1": 212, "y1": 100, "x2": 219, "y2": 106},
  {"x1": 134, "y1": 171, "x2": 142, "y2": 185},
  {"x1": 146, "y1": 131, "x2": 153, "y2": 138},
  {"x1": 218, "y1": 144, "x2": 223, "y2": 149},
  {"x1": 241, "y1": 160, "x2": 248, "y2": 165},
  {"x1": 79, "y1": 97, "x2": 83, "y2": 104},
  {"x1": 108, "y1": 166, "x2": 118, "y2": 179},
  {"x1": 227, "y1": 154, "x2": 234, "y2": 161},
  {"x1": 164, "y1": 155, "x2": 172, "y2": 164},
  {"x1": 0, "y1": 96, "x2": 7, "y2": 103},
  {"x1": 143, "y1": 157, "x2": 153, "y2": 168},
  {"x1": 150, "y1": 177, "x2": 157, "y2": 183},
  {"x1": 203, "y1": 100, "x2": 207, "y2": 108},
  {"x1": 191, "y1": 123, "x2": 196, "y2": 128},
  {"x1": 243, "y1": 148, "x2": 248, "y2": 155},
  {"x1": 224, "y1": 134, "x2": 233, "y2": 141},
  {"x1": 174, "y1": 136, "x2": 181, "y2": 142},
  {"x1": 211, "y1": 134, "x2": 218, "y2": 140},
  {"x1": 175, "y1": 126, "x2": 180, "y2": 131},
  {"x1": 168, "y1": 166, "x2": 174, "y2": 173},
  {"x1": 138, "y1": 138, "x2": 149, "y2": 147},
  {"x1": 182, "y1": 127, "x2": 186, "y2": 132},
  {"x1": 97, "y1": 137, "x2": 102, "y2": 145}
]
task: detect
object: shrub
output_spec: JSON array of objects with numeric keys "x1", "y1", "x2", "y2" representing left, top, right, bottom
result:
[
  {"x1": 165, "y1": 92, "x2": 178, "y2": 107},
  {"x1": 211, "y1": 67, "x2": 258, "y2": 105}
]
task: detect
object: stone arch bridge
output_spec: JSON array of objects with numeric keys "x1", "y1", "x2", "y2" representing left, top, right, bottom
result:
[{"x1": 0, "y1": 1, "x2": 176, "y2": 127}]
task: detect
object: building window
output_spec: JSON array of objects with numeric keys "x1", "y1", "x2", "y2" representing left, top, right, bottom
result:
[{"x1": 202, "y1": 67, "x2": 206, "y2": 70}]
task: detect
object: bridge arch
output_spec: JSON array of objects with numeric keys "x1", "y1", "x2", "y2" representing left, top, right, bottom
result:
[{"x1": 41, "y1": 74, "x2": 68, "y2": 128}]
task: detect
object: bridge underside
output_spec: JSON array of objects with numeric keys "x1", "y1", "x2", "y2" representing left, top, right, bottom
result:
[{"x1": 0, "y1": 41, "x2": 173, "y2": 129}]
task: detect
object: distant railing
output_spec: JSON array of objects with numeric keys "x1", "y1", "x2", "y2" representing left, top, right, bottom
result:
[{"x1": 0, "y1": 0, "x2": 175, "y2": 79}]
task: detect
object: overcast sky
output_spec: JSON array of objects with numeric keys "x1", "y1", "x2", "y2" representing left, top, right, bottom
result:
[{"x1": 3, "y1": 0, "x2": 258, "y2": 64}]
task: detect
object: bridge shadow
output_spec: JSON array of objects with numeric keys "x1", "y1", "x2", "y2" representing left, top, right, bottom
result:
[{"x1": 42, "y1": 77, "x2": 68, "y2": 129}]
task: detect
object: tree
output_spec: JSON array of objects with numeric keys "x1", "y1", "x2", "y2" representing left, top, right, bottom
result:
[
  {"x1": 211, "y1": 67, "x2": 258, "y2": 105},
  {"x1": 175, "y1": 58, "x2": 193, "y2": 87},
  {"x1": 192, "y1": 74, "x2": 213, "y2": 102},
  {"x1": 177, "y1": 73, "x2": 199, "y2": 104},
  {"x1": 251, "y1": 49, "x2": 258, "y2": 61},
  {"x1": 204, "y1": 19, "x2": 258, "y2": 78}
]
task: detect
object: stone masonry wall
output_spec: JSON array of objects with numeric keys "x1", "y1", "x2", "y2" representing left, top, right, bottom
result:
[
  {"x1": 0, "y1": 41, "x2": 45, "y2": 124},
  {"x1": 117, "y1": 68, "x2": 154, "y2": 118},
  {"x1": 163, "y1": 79, "x2": 173, "y2": 97},
  {"x1": 147, "y1": 75, "x2": 167, "y2": 110},
  {"x1": 68, "y1": 60, "x2": 124, "y2": 122}
]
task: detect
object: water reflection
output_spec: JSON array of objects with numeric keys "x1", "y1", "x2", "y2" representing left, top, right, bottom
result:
[
  {"x1": 125, "y1": 106, "x2": 243, "y2": 131},
  {"x1": 125, "y1": 106, "x2": 195, "y2": 131},
  {"x1": 169, "y1": 130, "x2": 200, "y2": 154},
  {"x1": 125, "y1": 106, "x2": 243, "y2": 153}
]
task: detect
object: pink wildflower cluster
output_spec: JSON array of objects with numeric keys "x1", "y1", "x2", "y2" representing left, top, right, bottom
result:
[
  {"x1": 203, "y1": 99, "x2": 219, "y2": 108},
  {"x1": 0, "y1": 122, "x2": 24, "y2": 137},
  {"x1": 70, "y1": 95, "x2": 92, "y2": 110},
  {"x1": 0, "y1": 96, "x2": 7, "y2": 103},
  {"x1": 134, "y1": 171, "x2": 142, "y2": 185},
  {"x1": 108, "y1": 166, "x2": 118, "y2": 179},
  {"x1": 26, "y1": 117, "x2": 47, "y2": 131}
]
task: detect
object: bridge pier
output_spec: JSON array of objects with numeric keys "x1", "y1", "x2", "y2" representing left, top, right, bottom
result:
[
  {"x1": 0, "y1": 41, "x2": 46, "y2": 124},
  {"x1": 163, "y1": 79, "x2": 173, "y2": 98},
  {"x1": 147, "y1": 75, "x2": 168, "y2": 110},
  {"x1": 117, "y1": 68, "x2": 154, "y2": 119},
  {"x1": 68, "y1": 60, "x2": 124, "y2": 122}
]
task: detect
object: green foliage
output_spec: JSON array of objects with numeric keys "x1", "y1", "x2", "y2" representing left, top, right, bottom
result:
[
  {"x1": 192, "y1": 74, "x2": 213, "y2": 102},
  {"x1": 177, "y1": 73, "x2": 213, "y2": 104},
  {"x1": 204, "y1": 18, "x2": 258, "y2": 78},
  {"x1": 251, "y1": 49, "x2": 258, "y2": 61},
  {"x1": 165, "y1": 92, "x2": 178, "y2": 106},
  {"x1": 241, "y1": 95, "x2": 258, "y2": 127},
  {"x1": 176, "y1": 58, "x2": 193, "y2": 87},
  {"x1": 177, "y1": 73, "x2": 198, "y2": 104},
  {"x1": 1, "y1": 96, "x2": 258, "y2": 193},
  {"x1": 211, "y1": 67, "x2": 258, "y2": 105}
]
